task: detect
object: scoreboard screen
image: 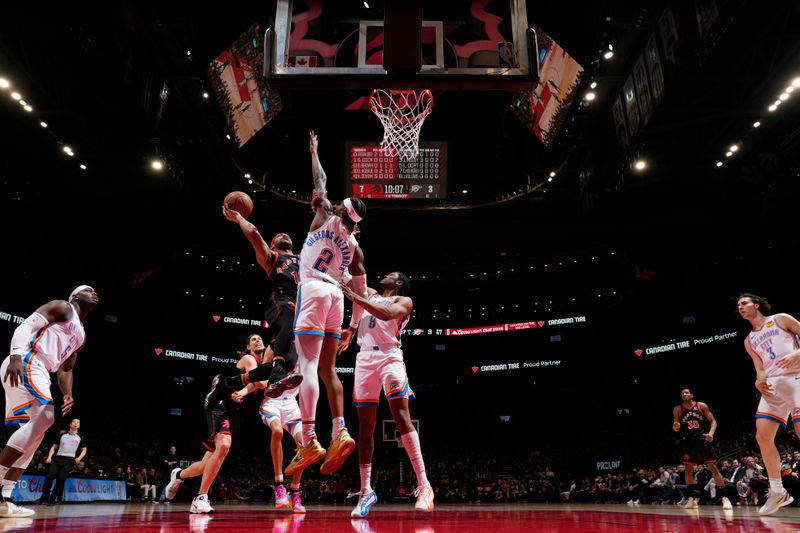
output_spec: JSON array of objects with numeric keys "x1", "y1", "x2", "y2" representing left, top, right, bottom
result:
[{"x1": 345, "y1": 142, "x2": 448, "y2": 199}]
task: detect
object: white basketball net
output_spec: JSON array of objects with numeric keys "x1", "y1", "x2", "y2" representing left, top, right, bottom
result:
[{"x1": 370, "y1": 89, "x2": 434, "y2": 161}]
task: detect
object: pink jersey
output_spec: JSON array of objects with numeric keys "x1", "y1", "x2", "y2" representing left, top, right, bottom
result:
[
  {"x1": 356, "y1": 294, "x2": 410, "y2": 350},
  {"x1": 21, "y1": 304, "x2": 85, "y2": 372},
  {"x1": 299, "y1": 215, "x2": 358, "y2": 284},
  {"x1": 749, "y1": 315, "x2": 800, "y2": 378}
]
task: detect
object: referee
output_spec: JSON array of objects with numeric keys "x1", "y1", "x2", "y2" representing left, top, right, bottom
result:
[{"x1": 40, "y1": 419, "x2": 87, "y2": 505}]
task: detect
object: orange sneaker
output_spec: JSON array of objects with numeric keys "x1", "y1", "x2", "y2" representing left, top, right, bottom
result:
[
  {"x1": 319, "y1": 428, "x2": 355, "y2": 474},
  {"x1": 284, "y1": 440, "x2": 326, "y2": 476}
]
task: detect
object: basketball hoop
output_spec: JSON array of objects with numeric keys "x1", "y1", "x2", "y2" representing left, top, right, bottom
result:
[{"x1": 370, "y1": 89, "x2": 434, "y2": 161}]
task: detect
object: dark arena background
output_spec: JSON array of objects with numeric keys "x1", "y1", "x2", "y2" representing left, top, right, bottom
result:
[{"x1": 2, "y1": 1, "x2": 800, "y2": 531}]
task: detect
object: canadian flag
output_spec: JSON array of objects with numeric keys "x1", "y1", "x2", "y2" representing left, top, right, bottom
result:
[
  {"x1": 213, "y1": 316, "x2": 221, "y2": 322},
  {"x1": 290, "y1": 56, "x2": 318, "y2": 68},
  {"x1": 154, "y1": 348, "x2": 163, "y2": 356}
]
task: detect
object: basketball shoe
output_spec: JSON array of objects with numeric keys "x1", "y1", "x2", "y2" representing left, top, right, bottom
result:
[
  {"x1": 274, "y1": 485, "x2": 290, "y2": 509},
  {"x1": 320, "y1": 428, "x2": 355, "y2": 474},
  {"x1": 413, "y1": 484, "x2": 435, "y2": 512},
  {"x1": 350, "y1": 489, "x2": 378, "y2": 518},
  {"x1": 284, "y1": 440, "x2": 326, "y2": 476}
]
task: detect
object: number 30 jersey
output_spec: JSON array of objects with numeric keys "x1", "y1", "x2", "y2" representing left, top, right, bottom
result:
[
  {"x1": 748, "y1": 315, "x2": 800, "y2": 378},
  {"x1": 678, "y1": 402, "x2": 706, "y2": 439},
  {"x1": 299, "y1": 215, "x2": 358, "y2": 285}
]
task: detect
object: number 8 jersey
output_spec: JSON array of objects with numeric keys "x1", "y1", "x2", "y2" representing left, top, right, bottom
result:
[
  {"x1": 299, "y1": 215, "x2": 358, "y2": 284},
  {"x1": 749, "y1": 315, "x2": 800, "y2": 378}
]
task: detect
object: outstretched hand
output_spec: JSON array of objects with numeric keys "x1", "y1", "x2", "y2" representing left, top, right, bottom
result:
[
  {"x1": 309, "y1": 131, "x2": 318, "y2": 154},
  {"x1": 222, "y1": 205, "x2": 241, "y2": 222},
  {"x1": 61, "y1": 394, "x2": 74, "y2": 416},
  {"x1": 339, "y1": 280, "x2": 356, "y2": 301},
  {"x1": 338, "y1": 329, "x2": 354, "y2": 355}
]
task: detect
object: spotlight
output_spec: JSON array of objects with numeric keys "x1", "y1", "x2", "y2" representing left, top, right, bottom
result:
[
  {"x1": 0, "y1": 78, "x2": 9, "y2": 89},
  {"x1": 792, "y1": 77, "x2": 800, "y2": 88},
  {"x1": 62, "y1": 146, "x2": 74, "y2": 157},
  {"x1": 716, "y1": 161, "x2": 723, "y2": 167},
  {"x1": 729, "y1": 144, "x2": 739, "y2": 152},
  {"x1": 590, "y1": 81, "x2": 597, "y2": 89},
  {"x1": 725, "y1": 151, "x2": 732, "y2": 157},
  {"x1": 549, "y1": 171, "x2": 556, "y2": 177},
  {"x1": 80, "y1": 164, "x2": 87, "y2": 170},
  {"x1": 10, "y1": 92, "x2": 21, "y2": 100},
  {"x1": 603, "y1": 51, "x2": 614, "y2": 60},
  {"x1": 23, "y1": 105, "x2": 32, "y2": 112},
  {"x1": 584, "y1": 91, "x2": 596, "y2": 101},
  {"x1": 462, "y1": 189, "x2": 468, "y2": 194},
  {"x1": 244, "y1": 173, "x2": 251, "y2": 178},
  {"x1": 753, "y1": 121, "x2": 761, "y2": 128},
  {"x1": 39, "y1": 121, "x2": 48, "y2": 128},
  {"x1": 779, "y1": 92, "x2": 790, "y2": 101},
  {"x1": 202, "y1": 91, "x2": 209, "y2": 99},
  {"x1": 151, "y1": 160, "x2": 164, "y2": 171},
  {"x1": 768, "y1": 105, "x2": 777, "y2": 112},
  {"x1": 633, "y1": 160, "x2": 646, "y2": 171},
  {"x1": 547, "y1": 177, "x2": 553, "y2": 182}
]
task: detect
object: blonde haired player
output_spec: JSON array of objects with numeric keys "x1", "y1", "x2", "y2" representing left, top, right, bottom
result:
[
  {"x1": 0, "y1": 285, "x2": 98, "y2": 517},
  {"x1": 738, "y1": 292, "x2": 800, "y2": 515},
  {"x1": 338, "y1": 272, "x2": 434, "y2": 517},
  {"x1": 285, "y1": 132, "x2": 368, "y2": 477}
]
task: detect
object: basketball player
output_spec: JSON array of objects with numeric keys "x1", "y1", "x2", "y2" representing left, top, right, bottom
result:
[
  {"x1": 738, "y1": 293, "x2": 800, "y2": 515},
  {"x1": 671, "y1": 388, "x2": 731, "y2": 510},
  {"x1": 204, "y1": 206, "x2": 303, "y2": 400},
  {"x1": 164, "y1": 335, "x2": 261, "y2": 513},
  {"x1": 228, "y1": 339, "x2": 306, "y2": 512},
  {"x1": 0, "y1": 285, "x2": 97, "y2": 517},
  {"x1": 284, "y1": 131, "x2": 367, "y2": 477},
  {"x1": 338, "y1": 272, "x2": 434, "y2": 517},
  {"x1": 40, "y1": 418, "x2": 87, "y2": 505}
]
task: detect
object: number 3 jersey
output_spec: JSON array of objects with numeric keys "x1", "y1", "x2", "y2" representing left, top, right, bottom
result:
[
  {"x1": 299, "y1": 215, "x2": 358, "y2": 285},
  {"x1": 749, "y1": 315, "x2": 800, "y2": 378}
]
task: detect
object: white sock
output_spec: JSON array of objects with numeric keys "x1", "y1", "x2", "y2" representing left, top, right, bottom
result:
[
  {"x1": 1, "y1": 480, "x2": 16, "y2": 499},
  {"x1": 275, "y1": 475, "x2": 284, "y2": 484},
  {"x1": 196, "y1": 493, "x2": 208, "y2": 500},
  {"x1": 360, "y1": 464, "x2": 372, "y2": 492},
  {"x1": 401, "y1": 431, "x2": 429, "y2": 487},
  {"x1": 332, "y1": 417, "x2": 345, "y2": 440},
  {"x1": 302, "y1": 423, "x2": 316, "y2": 447},
  {"x1": 769, "y1": 478, "x2": 784, "y2": 494}
]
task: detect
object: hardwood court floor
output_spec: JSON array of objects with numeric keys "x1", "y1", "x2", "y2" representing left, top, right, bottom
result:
[{"x1": 2, "y1": 502, "x2": 800, "y2": 532}]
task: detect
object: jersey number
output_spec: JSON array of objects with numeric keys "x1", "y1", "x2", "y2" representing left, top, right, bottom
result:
[
  {"x1": 368, "y1": 316, "x2": 377, "y2": 328},
  {"x1": 766, "y1": 345, "x2": 777, "y2": 360},
  {"x1": 686, "y1": 420, "x2": 700, "y2": 429},
  {"x1": 313, "y1": 249, "x2": 334, "y2": 273}
]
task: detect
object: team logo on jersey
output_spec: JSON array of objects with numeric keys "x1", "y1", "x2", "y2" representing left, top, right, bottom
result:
[{"x1": 767, "y1": 321, "x2": 775, "y2": 328}]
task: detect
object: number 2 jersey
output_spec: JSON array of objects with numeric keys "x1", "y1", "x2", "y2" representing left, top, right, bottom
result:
[
  {"x1": 299, "y1": 215, "x2": 358, "y2": 285},
  {"x1": 748, "y1": 315, "x2": 800, "y2": 378}
]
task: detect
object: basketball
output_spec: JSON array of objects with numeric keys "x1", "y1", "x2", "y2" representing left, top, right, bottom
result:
[{"x1": 224, "y1": 191, "x2": 253, "y2": 218}]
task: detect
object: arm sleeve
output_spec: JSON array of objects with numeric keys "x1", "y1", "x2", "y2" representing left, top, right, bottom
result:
[
  {"x1": 10, "y1": 312, "x2": 48, "y2": 355},
  {"x1": 348, "y1": 274, "x2": 368, "y2": 329}
]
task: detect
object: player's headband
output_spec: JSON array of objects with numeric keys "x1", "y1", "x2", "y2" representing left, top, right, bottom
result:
[
  {"x1": 69, "y1": 285, "x2": 93, "y2": 301},
  {"x1": 343, "y1": 198, "x2": 362, "y2": 223}
]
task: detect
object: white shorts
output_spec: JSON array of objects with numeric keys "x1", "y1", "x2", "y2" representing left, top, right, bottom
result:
[
  {"x1": 260, "y1": 394, "x2": 302, "y2": 435},
  {"x1": 353, "y1": 348, "x2": 413, "y2": 406},
  {"x1": 755, "y1": 373, "x2": 800, "y2": 428},
  {"x1": 294, "y1": 279, "x2": 343, "y2": 339},
  {"x1": 1, "y1": 356, "x2": 52, "y2": 427}
]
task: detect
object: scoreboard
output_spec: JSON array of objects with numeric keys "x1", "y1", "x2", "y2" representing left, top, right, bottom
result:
[{"x1": 345, "y1": 142, "x2": 448, "y2": 199}]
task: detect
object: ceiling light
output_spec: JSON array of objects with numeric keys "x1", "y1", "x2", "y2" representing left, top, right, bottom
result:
[
  {"x1": 186, "y1": 50, "x2": 192, "y2": 56},
  {"x1": 202, "y1": 91, "x2": 209, "y2": 99},
  {"x1": 62, "y1": 146, "x2": 74, "y2": 156},
  {"x1": 725, "y1": 151, "x2": 732, "y2": 157},
  {"x1": 773, "y1": 100, "x2": 782, "y2": 106},
  {"x1": 0, "y1": 78, "x2": 9, "y2": 89},
  {"x1": 779, "y1": 92, "x2": 790, "y2": 101},
  {"x1": 729, "y1": 144, "x2": 739, "y2": 152},
  {"x1": 549, "y1": 171, "x2": 556, "y2": 177},
  {"x1": 363, "y1": 1, "x2": 370, "y2": 7},
  {"x1": 716, "y1": 161, "x2": 723, "y2": 167},
  {"x1": 151, "y1": 160, "x2": 164, "y2": 170},
  {"x1": 584, "y1": 91, "x2": 596, "y2": 101},
  {"x1": 79, "y1": 164, "x2": 87, "y2": 170},
  {"x1": 590, "y1": 81, "x2": 597, "y2": 89},
  {"x1": 603, "y1": 51, "x2": 614, "y2": 60},
  {"x1": 547, "y1": 177, "x2": 553, "y2": 182},
  {"x1": 23, "y1": 105, "x2": 32, "y2": 112},
  {"x1": 768, "y1": 104, "x2": 777, "y2": 112},
  {"x1": 39, "y1": 121, "x2": 47, "y2": 128},
  {"x1": 248, "y1": 179, "x2": 253, "y2": 185},
  {"x1": 10, "y1": 92, "x2": 21, "y2": 100},
  {"x1": 792, "y1": 77, "x2": 800, "y2": 88},
  {"x1": 18, "y1": 100, "x2": 27, "y2": 106},
  {"x1": 225, "y1": 134, "x2": 231, "y2": 140},
  {"x1": 753, "y1": 121, "x2": 761, "y2": 128},
  {"x1": 786, "y1": 86, "x2": 795, "y2": 94},
  {"x1": 633, "y1": 160, "x2": 646, "y2": 170},
  {"x1": 461, "y1": 189, "x2": 468, "y2": 194}
]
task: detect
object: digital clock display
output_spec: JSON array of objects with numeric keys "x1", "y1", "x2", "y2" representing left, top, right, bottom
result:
[{"x1": 345, "y1": 142, "x2": 448, "y2": 199}]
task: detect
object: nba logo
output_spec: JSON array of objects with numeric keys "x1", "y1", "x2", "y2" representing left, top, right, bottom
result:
[{"x1": 498, "y1": 42, "x2": 514, "y2": 67}]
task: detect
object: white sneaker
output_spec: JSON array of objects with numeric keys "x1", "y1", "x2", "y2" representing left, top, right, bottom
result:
[
  {"x1": 722, "y1": 496, "x2": 733, "y2": 510},
  {"x1": 758, "y1": 489, "x2": 793, "y2": 515},
  {"x1": 190, "y1": 494, "x2": 214, "y2": 514},
  {"x1": 350, "y1": 490, "x2": 378, "y2": 518},
  {"x1": 0, "y1": 501, "x2": 35, "y2": 517},
  {"x1": 165, "y1": 468, "x2": 183, "y2": 500}
]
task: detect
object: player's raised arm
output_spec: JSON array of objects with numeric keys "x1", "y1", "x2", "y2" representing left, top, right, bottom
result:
[
  {"x1": 309, "y1": 131, "x2": 332, "y2": 232},
  {"x1": 222, "y1": 205, "x2": 275, "y2": 272}
]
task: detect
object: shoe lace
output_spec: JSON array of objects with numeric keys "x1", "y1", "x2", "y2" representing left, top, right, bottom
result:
[{"x1": 347, "y1": 490, "x2": 363, "y2": 499}]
